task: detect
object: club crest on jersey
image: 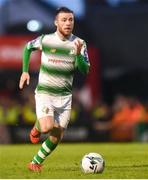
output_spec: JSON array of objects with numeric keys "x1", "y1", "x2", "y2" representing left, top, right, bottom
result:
[{"x1": 69, "y1": 48, "x2": 75, "y2": 55}]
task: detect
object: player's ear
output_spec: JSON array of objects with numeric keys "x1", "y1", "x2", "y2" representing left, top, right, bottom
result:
[{"x1": 54, "y1": 20, "x2": 57, "y2": 27}]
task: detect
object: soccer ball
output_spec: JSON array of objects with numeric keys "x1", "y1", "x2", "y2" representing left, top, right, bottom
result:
[{"x1": 81, "y1": 152, "x2": 105, "y2": 174}]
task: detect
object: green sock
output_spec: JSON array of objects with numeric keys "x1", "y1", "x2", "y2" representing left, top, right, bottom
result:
[
  {"x1": 35, "y1": 120, "x2": 41, "y2": 132},
  {"x1": 32, "y1": 138, "x2": 57, "y2": 164}
]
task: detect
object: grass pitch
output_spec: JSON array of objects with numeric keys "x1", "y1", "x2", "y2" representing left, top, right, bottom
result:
[{"x1": 0, "y1": 142, "x2": 148, "y2": 179}]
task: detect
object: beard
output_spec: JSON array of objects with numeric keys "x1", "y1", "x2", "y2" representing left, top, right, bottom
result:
[{"x1": 58, "y1": 27, "x2": 73, "y2": 37}]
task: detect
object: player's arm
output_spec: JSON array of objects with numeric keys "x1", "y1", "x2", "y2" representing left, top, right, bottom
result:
[
  {"x1": 19, "y1": 36, "x2": 43, "y2": 89},
  {"x1": 75, "y1": 40, "x2": 90, "y2": 75}
]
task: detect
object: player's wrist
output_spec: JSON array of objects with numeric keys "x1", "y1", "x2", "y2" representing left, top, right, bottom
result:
[
  {"x1": 22, "y1": 67, "x2": 29, "y2": 72},
  {"x1": 76, "y1": 54, "x2": 82, "y2": 58},
  {"x1": 22, "y1": 71, "x2": 29, "y2": 75}
]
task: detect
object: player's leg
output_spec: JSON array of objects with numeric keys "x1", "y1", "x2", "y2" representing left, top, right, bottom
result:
[
  {"x1": 30, "y1": 116, "x2": 54, "y2": 144},
  {"x1": 28, "y1": 109, "x2": 71, "y2": 172},
  {"x1": 28, "y1": 124, "x2": 64, "y2": 172},
  {"x1": 29, "y1": 120, "x2": 41, "y2": 144},
  {"x1": 28, "y1": 95, "x2": 71, "y2": 172},
  {"x1": 30, "y1": 93, "x2": 54, "y2": 144}
]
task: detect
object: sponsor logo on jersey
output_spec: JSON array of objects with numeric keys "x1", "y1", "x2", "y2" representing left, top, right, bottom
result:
[{"x1": 48, "y1": 58, "x2": 74, "y2": 64}]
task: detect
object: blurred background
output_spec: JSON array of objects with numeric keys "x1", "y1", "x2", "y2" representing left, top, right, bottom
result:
[{"x1": 0, "y1": 0, "x2": 148, "y2": 144}]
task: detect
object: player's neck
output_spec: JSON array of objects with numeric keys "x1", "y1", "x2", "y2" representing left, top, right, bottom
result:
[{"x1": 56, "y1": 30, "x2": 71, "y2": 41}]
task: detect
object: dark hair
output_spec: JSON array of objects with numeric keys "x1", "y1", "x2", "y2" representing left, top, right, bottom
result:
[{"x1": 55, "y1": 7, "x2": 74, "y2": 16}]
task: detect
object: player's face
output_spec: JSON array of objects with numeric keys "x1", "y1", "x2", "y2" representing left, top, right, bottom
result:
[{"x1": 55, "y1": 12, "x2": 74, "y2": 37}]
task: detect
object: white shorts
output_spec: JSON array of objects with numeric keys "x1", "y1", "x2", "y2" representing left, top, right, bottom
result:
[{"x1": 35, "y1": 93, "x2": 72, "y2": 128}]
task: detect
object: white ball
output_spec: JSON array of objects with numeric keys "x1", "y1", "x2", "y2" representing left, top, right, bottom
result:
[{"x1": 81, "y1": 152, "x2": 105, "y2": 174}]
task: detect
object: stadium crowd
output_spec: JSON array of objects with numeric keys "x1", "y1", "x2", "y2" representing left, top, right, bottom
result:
[{"x1": 0, "y1": 86, "x2": 148, "y2": 143}]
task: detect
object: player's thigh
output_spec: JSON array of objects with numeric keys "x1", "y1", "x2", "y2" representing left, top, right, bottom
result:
[
  {"x1": 38, "y1": 116, "x2": 54, "y2": 132},
  {"x1": 55, "y1": 109, "x2": 71, "y2": 129},
  {"x1": 35, "y1": 93, "x2": 54, "y2": 132},
  {"x1": 35, "y1": 93, "x2": 54, "y2": 118}
]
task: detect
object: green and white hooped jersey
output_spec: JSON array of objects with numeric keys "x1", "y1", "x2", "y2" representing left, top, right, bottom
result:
[{"x1": 26, "y1": 32, "x2": 90, "y2": 96}]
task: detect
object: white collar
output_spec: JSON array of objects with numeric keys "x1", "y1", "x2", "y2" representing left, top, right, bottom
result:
[{"x1": 55, "y1": 31, "x2": 73, "y2": 41}]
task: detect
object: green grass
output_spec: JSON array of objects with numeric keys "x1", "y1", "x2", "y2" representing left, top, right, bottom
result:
[{"x1": 0, "y1": 143, "x2": 148, "y2": 179}]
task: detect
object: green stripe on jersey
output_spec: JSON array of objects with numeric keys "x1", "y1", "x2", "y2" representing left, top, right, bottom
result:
[
  {"x1": 36, "y1": 83, "x2": 72, "y2": 95},
  {"x1": 40, "y1": 64, "x2": 74, "y2": 77},
  {"x1": 42, "y1": 44, "x2": 74, "y2": 56}
]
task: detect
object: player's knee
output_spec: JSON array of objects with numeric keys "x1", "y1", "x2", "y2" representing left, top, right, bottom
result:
[
  {"x1": 40, "y1": 122, "x2": 54, "y2": 133},
  {"x1": 50, "y1": 127, "x2": 64, "y2": 143},
  {"x1": 39, "y1": 116, "x2": 54, "y2": 133}
]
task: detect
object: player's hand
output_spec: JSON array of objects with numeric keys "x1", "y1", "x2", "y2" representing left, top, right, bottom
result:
[
  {"x1": 19, "y1": 72, "x2": 30, "y2": 89},
  {"x1": 74, "y1": 39, "x2": 83, "y2": 55}
]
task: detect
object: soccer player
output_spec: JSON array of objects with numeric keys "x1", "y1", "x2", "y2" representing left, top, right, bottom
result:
[{"x1": 19, "y1": 7, "x2": 90, "y2": 172}]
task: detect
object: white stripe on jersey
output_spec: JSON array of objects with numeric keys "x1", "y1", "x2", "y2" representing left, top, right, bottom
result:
[{"x1": 38, "y1": 72, "x2": 72, "y2": 88}]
